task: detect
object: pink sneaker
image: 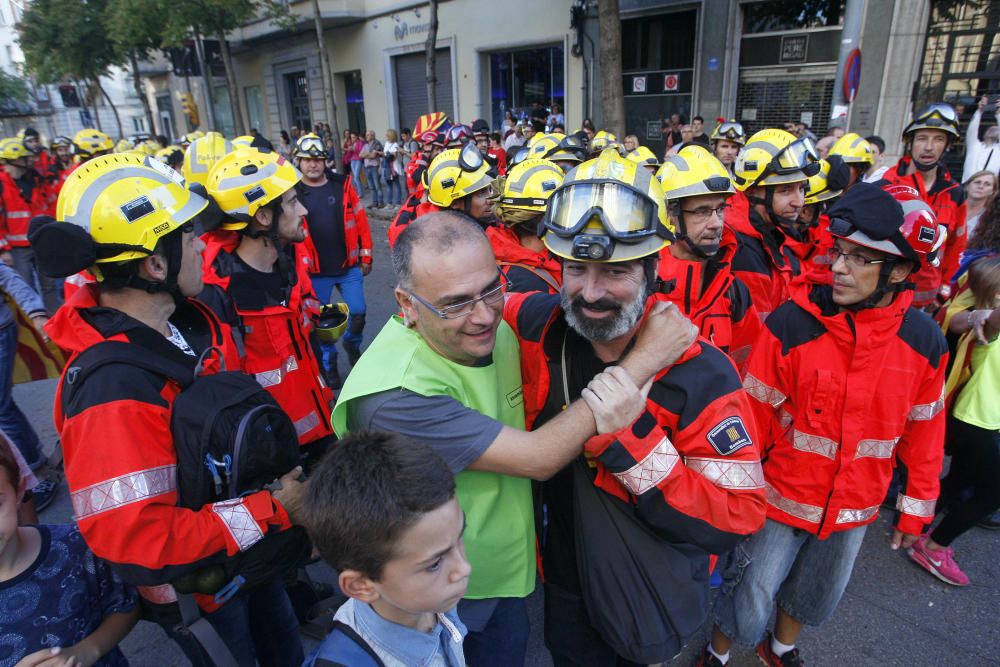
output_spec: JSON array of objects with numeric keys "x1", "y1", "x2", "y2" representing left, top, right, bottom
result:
[{"x1": 908, "y1": 534, "x2": 970, "y2": 586}]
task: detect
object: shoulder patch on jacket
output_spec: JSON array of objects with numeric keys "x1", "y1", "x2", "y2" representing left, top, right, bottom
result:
[
  {"x1": 766, "y1": 299, "x2": 826, "y2": 354},
  {"x1": 707, "y1": 416, "x2": 753, "y2": 455},
  {"x1": 62, "y1": 362, "x2": 169, "y2": 419},
  {"x1": 897, "y1": 307, "x2": 948, "y2": 369},
  {"x1": 655, "y1": 341, "x2": 743, "y2": 430},
  {"x1": 515, "y1": 292, "x2": 561, "y2": 342}
]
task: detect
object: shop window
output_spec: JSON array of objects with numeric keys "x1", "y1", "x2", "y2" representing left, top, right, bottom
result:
[
  {"x1": 742, "y1": 0, "x2": 844, "y2": 34},
  {"x1": 341, "y1": 70, "x2": 365, "y2": 134},
  {"x1": 489, "y1": 45, "x2": 564, "y2": 130}
]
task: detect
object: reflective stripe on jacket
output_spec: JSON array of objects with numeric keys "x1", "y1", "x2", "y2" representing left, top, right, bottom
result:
[
  {"x1": 744, "y1": 280, "x2": 947, "y2": 537},
  {"x1": 203, "y1": 232, "x2": 334, "y2": 446}
]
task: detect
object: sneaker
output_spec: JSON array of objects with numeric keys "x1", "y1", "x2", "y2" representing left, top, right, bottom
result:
[
  {"x1": 908, "y1": 534, "x2": 970, "y2": 586},
  {"x1": 756, "y1": 633, "x2": 804, "y2": 666},
  {"x1": 31, "y1": 477, "x2": 60, "y2": 512},
  {"x1": 976, "y1": 512, "x2": 1000, "y2": 530},
  {"x1": 694, "y1": 645, "x2": 726, "y2": 667}
]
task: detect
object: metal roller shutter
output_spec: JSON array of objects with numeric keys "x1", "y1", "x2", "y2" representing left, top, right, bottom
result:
[{"x1": 395, "y1": 48, "x2": 454, "y2": 130}]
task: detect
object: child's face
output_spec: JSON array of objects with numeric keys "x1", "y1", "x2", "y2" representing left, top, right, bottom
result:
[
  {"x1": 0, "y1": 471, "x2": 21, "y2": 556},
  {"x1": 372, "y1": 497, "x2": 470, "y2": 615}
]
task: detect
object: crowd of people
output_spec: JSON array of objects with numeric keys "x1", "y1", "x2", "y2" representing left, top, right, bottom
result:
[{"x1": 0, "y1": 93, "x2": 997, "y2": 667}]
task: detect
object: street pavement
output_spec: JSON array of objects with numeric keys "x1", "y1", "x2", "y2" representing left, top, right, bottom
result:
[{"x1": 20, "y1": 194, "x2": 999, "y2": 666}]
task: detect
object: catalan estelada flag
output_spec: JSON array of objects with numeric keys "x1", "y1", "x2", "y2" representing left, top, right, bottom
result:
[{"x1": 6, "y1": 295, "x2": 67, "y2": 384}]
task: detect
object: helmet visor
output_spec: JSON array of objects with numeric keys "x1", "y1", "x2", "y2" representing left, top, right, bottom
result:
[{"x1": 544, "y1": 181, "x2": 659, "y2": 240}]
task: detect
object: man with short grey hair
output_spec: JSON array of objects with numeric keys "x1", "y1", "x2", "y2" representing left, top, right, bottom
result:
[{"x1": 332, "y1": 211, "x2": 694, "y2": 667}]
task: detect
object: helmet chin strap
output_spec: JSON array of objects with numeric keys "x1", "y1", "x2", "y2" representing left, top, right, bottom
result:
[
  {"x1": 672, "y1": 208, "x2": 716, "y2": 261},
  {"x1": 747, "y1": 188, "x2": 805, "y2": 241},
  {"x1": 844, "y1": 261, "x2": 912, "y2": 311},
  {"x1": 243, "y1": 201, "x2": 294, "y2": 289}
]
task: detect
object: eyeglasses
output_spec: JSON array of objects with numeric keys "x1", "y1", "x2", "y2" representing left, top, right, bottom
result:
[
  {"x1": 826, "y1": 246, "x2": 889, "y2": 268},
  {"x1": 681, "y1": 204, "x2": 730, "y2": 220},
  {"x1": 407, "y1": 275, "x2": 509, "y2": 319}
]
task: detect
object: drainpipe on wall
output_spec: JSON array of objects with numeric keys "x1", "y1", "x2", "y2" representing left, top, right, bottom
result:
[{"x1": 830, "y1": 0, "x2": 865, "y2": 128}]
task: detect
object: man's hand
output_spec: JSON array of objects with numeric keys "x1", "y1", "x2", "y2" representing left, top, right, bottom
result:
[
  {"x1": 968, "y1": 309, "x2": 993, "y2": 345},
  {"x1": 272, "y1": 466, "x2": 306, "y2": 525},
  {"x1": 979, "y1": 94, "x2": 988, "y2": 111},
  {"x1": 361, "y1": 262, "x2": 372, "y2": 277},
  {"x1": 29, "y1": 313, "x2": 49, "y2": 341},
  {"x1": 622, "y1": 301, "x2": 698, "y2": 385},
  {"x1": 15, "y1": 646, "x2": 84, "y2": 667},
  {"x1": 0, "y1": 251, "x2": 12, "y2": 267},
  {"x1": 581, "y1": 366, "x2": 653, "y2": 434},
  {"x1": 890, "y1": 529, "x2": 919, "y2": 551}
]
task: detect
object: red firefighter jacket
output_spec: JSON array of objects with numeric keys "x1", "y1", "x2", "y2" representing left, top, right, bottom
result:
[
  {"x1": 724, "y1": 189, "x2": 749, "y2": 231},
  {"x1": 878, "y1": 157, "x2": 967, "y2": 306},
  {"x1": 486, "y1": 224, "x2": 562, "y2": 293},
  {"x1": 0, "y1": 168, "x2": 53, "y2": 249},
  {"x1": 655, "y1": 229, "x2": 761, "y2": 368},
  {"x1": 743, "y1": 280, "x2": 947, "y2": 538},
  {"x1": 48, "y1": 284, "x2": 292, "y2": 609},
  {"x1": 387, "y1": 188, "x2": 424, "y2": 248},
  {"x1": 202, "y1": 232, "x2": 334, "y2": 446},
  {"x1": 405, "y1": 153, "x2": 428, "y2": 193},
  {"x1": 729, "y1": 208, "x2": 803, "y2": 321},
  {"x1": 299, "y1": 173, "x2": 372, "y2": 274},
  {"x1": 504, "y1": 292, "x2": 766, "y2": 592}
]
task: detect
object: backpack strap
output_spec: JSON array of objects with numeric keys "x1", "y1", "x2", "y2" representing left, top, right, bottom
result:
[
  {"x1": 311, "y1": 621, "x2": 385, "y2": 667},
  {"x1": 176, "y1": 593, "x2": 240, "y2": 667},
  {"x1": 66, "y1": 340, "x2": 197, "y2": 391},
  {"x1": 498, "y1": 260, "x2": 561, "y2": 292}
]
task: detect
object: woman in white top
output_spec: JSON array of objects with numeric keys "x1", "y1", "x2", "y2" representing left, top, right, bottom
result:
[
  {"x1": 383, "y1": 129, "x2": 405, "y2": 208},
  {"x1": 964, "y1": 170, "x2": 999, "y2": 240}
]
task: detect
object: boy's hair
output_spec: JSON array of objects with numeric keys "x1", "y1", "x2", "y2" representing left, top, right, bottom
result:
[
  {"x1": 967, "y1": 255, "x2": 1000, "y2": 309},
  {"x1": 0, "y1": 433, "x2": 21, "y2": 490},
  {"x1": 303, "y1": 431, "x2": 456, "y2": 580}
]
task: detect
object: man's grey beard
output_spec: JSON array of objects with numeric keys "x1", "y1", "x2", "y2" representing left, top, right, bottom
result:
[{"x1": 561, "y1": 285, "x2": 647, "y2": 342}]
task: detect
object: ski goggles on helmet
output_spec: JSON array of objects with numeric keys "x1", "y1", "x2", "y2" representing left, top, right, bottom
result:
[
  {"x1": 768, "y1": 137, "x2": 821, "y2": 177},
  {"x1": 913, "y1": 103, "x2": 958, "y2": 126},
  {"x1": 543, "y1": 180, "x2": 662, "y2": 242},
  {"x1": 458, "y1": 142, "x2": 485, "y2": 171},
  {"x1": 295, "y1": 136, "x2": 326, "y2": 158},
  {"x1": 546, "y1": 135, "x2": 588, "y2": 161},
  {"x1": 714, "y1": 122, "x2": 746, "y2": 143}
]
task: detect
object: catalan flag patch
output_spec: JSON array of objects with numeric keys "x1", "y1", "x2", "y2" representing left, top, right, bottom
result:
[{"x1": 707, "y1": 416, "x2": 752, "y2": 456}]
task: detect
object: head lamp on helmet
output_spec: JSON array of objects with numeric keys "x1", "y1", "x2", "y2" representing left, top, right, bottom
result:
[
  {"x1": 294, "y1": 133, "x2": 326, "y2": 159},
  {"x1": 711, "y1": 121, "x2": 747, "y2": 145},
  {"x1": 542, "y1": 150, "x2": 674, "y2": 263}
]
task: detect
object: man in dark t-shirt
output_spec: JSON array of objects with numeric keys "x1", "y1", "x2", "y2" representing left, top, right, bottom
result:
[{"x1": 294, "y1": 134, "x2": 372, "y2": 388}]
